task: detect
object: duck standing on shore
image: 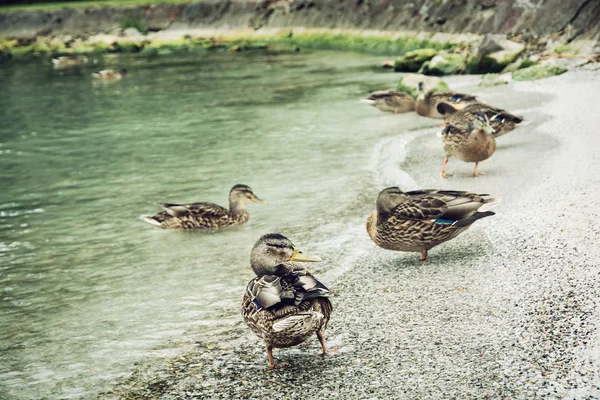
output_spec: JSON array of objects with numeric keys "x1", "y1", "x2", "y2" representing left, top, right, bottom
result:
[
  {"x1": 242, "y1": 233, "x2": 336, "y2": 369},
  {"x1": 360, "y1": 90, "x2": 416, "y2": 114},
  {"x1": 415, "y1": 81, "x2": 478, "y2": 119},
  {"x1": 440, "y1": 111, "x2": 497, "y2": 178},
  {"x1": 438, "y1": 102, "x2": 524, "y2": 138},
  {"x1": 140, "y1": 184, "x2": 266, "y2": 229},
  {"x1": 367, "y1": 187, "x2": 499, "y2": 261}
]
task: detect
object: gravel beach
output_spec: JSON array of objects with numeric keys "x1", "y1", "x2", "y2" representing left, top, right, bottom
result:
[{"x1": 110, "y1": 69, "x2": 600, "y2": 400}]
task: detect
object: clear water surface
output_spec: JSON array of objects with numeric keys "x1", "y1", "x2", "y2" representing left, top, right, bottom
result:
[{"x1": 0, "y1": 49, "x2": 437, "y2": 398}]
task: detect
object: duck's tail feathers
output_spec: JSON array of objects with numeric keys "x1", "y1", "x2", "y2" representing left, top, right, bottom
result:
[
  {"x1": 453, "y1": 211, "x2": 495, "y2": 228},
  {"x1": 139, "y1": 215, "x2": 162, "y2": 226},
  {"x1": 360, "y1": 99, "x2": 376, "y2": 105}
]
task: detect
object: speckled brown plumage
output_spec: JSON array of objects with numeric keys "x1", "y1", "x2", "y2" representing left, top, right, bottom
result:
[
  {"x1": 440, "y1": 111, "x2": 497, "y2": 177},
  {"x1": 367, "y1": 188, "x2": 498, "y2": 260},
  {"x1": 140, "y1": 184, "x2": 265, "y2": 230},
  {"x1": 415, "y1": 84, "x2": 479, "y2": 119},
  {"x1": 362, "y1": 90, "x2": 416, "y2": 114},
  {"x1": 242, "y1": 287, "x2": 332, "y2": 348},
  {"x1": 241, "y1": 234, "x2": 335, "y2": 368},
  {"x1": 440, "y1": 102, "x2": 524, "y2": 137}
]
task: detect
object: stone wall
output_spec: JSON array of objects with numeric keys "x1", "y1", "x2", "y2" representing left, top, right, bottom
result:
[{"x1": 0, "y1": 0, "x2": 598, "y2": 44}]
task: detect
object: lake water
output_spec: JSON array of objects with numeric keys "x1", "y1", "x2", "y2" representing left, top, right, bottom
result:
[{"x1": 0, "y1": 49, "x2": 441, "y2": 398}]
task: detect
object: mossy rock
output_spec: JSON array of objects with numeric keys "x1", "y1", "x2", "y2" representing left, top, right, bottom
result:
[
  {"x1": 430, "y1": 80, "x2": 450, "y2": 93},
  {"x1": 393, "y1": 48, "x2": 438, "y2": 72},
  {"x1": 426, "y1": 54, "x2": 465, "y2": 75},
  {"x1": 512, "y1": 65, "x2": 567, "y2": 81},
  {"x1": 395, "y1": 77, "x2": 418, "y2": 98}
]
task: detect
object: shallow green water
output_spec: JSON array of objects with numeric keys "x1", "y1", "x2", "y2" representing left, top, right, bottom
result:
[{"x1": 0, "y1": 49, "x2": 437, "y2": 398}]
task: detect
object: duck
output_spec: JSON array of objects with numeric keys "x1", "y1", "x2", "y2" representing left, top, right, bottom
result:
[
  {"x1": 140, "y1": 184, "x2": 266, "y2": 229},
  {"x1": 360, "y1": 90, "x2": 415, "y2": 114},
  {"x1": 367, "y1": 187, "x2": 499, "y2": 261},
  {"x1": 242, "y1": 233, "x2": 336, "y2": 369},
  {"x1": 440, "y1": 111, "x2": 497, "y2": 178},
  {"x1": 91, "y1": 68, "x2": 128, "y2": 80},
  {"x1": 438, "y1": 102, "x2": 524, "y2": 138},
  {"x1": 415, "y1": 81, "x2": 478, "y2": 119},
  {"x1": 52, "y1": 56, "x2": 85, "y2": 69}
]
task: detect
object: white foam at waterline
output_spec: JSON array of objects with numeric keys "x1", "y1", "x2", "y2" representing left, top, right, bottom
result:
[{"x1": 368, "y1": 129, "x2": 435, "y2": 190}]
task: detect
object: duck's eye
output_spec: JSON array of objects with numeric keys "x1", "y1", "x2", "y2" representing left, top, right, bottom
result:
[{"x1": 269, "y1": 243, "x2": 287, "y2": 249}]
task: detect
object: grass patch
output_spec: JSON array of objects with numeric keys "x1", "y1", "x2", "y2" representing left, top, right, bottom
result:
[
  {"x1": 272, "y1": 32, "x2": 456, "y2": 55},
  {"x1": 119, "y1": 13, "x2": 147, "y2": 33}
]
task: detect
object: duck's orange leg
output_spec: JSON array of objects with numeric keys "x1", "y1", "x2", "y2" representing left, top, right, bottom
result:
[
  {"x1": 317, "y1": 330, "x2": 338, "y2": 356},
  {"x1": 266, "y1": 343, "x2": 288, "y2": 369},
  {"x1": 440, "y1": 157, "x2": 451, "y2": 178}
]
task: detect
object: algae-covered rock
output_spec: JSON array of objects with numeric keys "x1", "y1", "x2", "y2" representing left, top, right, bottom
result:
[
  {"x1": 426, "y1": 54, "x2": 465, "y2": 75},
  {"x1": 479, "y1": 73, "x2": 512, "y2": 86},
  {"x1": 512, "y1": 65, "x2": 567, "y2": 81},
  {"x1": 395, "y1": 77, "x2": 418, "y2": 98},
  {"x1": 393, "y1": 49, "x2": 438, "y2": 72},
  {"x1": 501, "y1": 57, "x2": 538, "y2": 73},
  {"x1": 417, "y1": 60, "x2": 430, "y2": 74}
]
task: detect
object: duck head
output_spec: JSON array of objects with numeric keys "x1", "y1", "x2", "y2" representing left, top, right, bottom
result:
[{"x1": 250, "y1": 233, "x2": 321, "y2": 276}]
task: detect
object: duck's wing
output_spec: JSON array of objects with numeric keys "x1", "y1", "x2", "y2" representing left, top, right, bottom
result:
[
  {"x1": 393, "y1": 190, "x2": 499, "y2": 225},
  {"x1": 463, "y1": 103, "x2": 523, "y2": 123},
  {"x1": 431, "y1": 91, "x2": 477, "y2": 105},
  {"x1": 158, "y1": 202, "x2": 229, "y2": 219},
  {"x1": 247, "y1": 271, "x2": 330, "y2": 311}
]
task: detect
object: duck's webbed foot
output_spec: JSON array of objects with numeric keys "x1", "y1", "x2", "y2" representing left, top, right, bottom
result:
[
  {"x1": 266, "y1": 344, "x2": 289, "y2": 370},
  {"x1": 440, "y1": 157, "x2": 451, "y2": 179},
  {"x1": 317, "y1": 330, "x2": 339, "y2": 356},
  {"x1": 473, "y1": 162, "x2": 486, "y2": 177}
]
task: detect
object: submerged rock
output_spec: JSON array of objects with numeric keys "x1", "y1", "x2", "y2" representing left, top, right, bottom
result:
[
  {"x1": 512, "y1": 64, "x2": 567, "y2": 81},
  {"x1": 393, "y1": 48, "x2": 438, "y2": 72},
  {"x1": 424, "y1": 53, "x2": 465, "y2": 75}
]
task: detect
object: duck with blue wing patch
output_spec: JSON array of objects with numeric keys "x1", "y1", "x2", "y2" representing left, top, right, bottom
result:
[
  {"x1": 438, "y1": 102, "x2": 524, "y2": 138},
  {"x1": 241, "y1": 233, "x2": 336, "y2": 369},
  {"x1": 415, "y1": 81, "x2": 479, "y2": 119},
  {"x1": 367, "y1": 187, "x2": 499, "y2": 261}
]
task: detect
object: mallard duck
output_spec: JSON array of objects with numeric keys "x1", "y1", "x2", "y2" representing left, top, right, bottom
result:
[
  {"x1": 52, "y1": 56, "x2": 85, "y2": 69},
  {"x1": 367, "y1": 187, "x2": 499, "y2": 261},
  {"x1": 440, "y1": 111, "x2": 497, "y2": 178},
  {"x1": 415, "y1": 81, "x2": 478, "y2": 119},
  {"x1": 91, "y1": 68, "x2": 128, "y2": 80},
  {"x1": 438, "y1": 102, "x2": 524, "y2": 137},
  {"x1": 242, "y1": 233, "x2": 336, "y2": 369},
  {"x1": 360, "y1": 90, "x2": 415, "y2": 114},
  {"x1": 140, "y1": 184, "x2": 266, "y2": 229}
]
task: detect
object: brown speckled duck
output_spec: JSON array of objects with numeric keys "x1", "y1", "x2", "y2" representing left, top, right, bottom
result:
[
  {"x1": 242, "y1": 233, "x2": 336, "y2": 369},
  {"x1": 140, "y1": 184, "x2": 266, "y2": 229},
  {"x1": 440, "y1": 111, "x2": 497, "y2": 178},
  {"x1": 367, "y1": 187, "x2": 499, "y2": 261},
  {"x1": 360, "y1": 90, "x2": 415, "y2": 114},
  {"x1": 438, "y1": 102, "x2": 524, "y2": 138},
  {"x1": 91, "y1": 68, "x2": 128, "y2": 80},
  {"x1": 415, "y1": 81, "x2": 478, "y2": 119}
]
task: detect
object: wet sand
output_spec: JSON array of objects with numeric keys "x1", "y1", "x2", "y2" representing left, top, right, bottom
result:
[{"x1": 109, "y1": 70, "x2": 600, "y2": 399}]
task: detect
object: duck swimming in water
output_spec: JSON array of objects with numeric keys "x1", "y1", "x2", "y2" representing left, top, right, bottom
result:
[
  {"x1": 360, "y1": 90, "x2": 416, "y2": 114},
  {"x1": 140, "y1": 184, "x2": 266, "y2": 229},
  {"x1": 242, "y1": 233, "x2": 336, "y2": 369}
]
